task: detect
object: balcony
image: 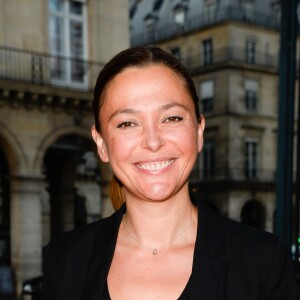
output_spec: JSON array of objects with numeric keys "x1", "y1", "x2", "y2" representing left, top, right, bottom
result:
[
  {"x1": 0, "y1": 45, "x2": 104, "y2": 92},
  {"x1": 190, "y1": 167, "x2": 277, "y2": 184},
  {"x1": 131, "y1": 6, "x2": 281, "y2": 46},
  {"x1": 180, "y1": 47, "x2": 279, "y2": 74}
]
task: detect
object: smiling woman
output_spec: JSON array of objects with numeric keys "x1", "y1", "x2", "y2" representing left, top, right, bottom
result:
[
  {"x1": 41, "y1": 46, "x2": 298, "y2": 300},
  {"x1": 92, "y1": 64, "x2": 203, "y2": 208}
]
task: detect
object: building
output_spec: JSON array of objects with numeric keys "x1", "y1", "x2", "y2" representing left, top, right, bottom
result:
[
  {"x1": 130, "y1": 0, "x2": 297, "y2": 233},
  {"x1": 0, "y1": 0, "x2": 129, "y2": 295}
]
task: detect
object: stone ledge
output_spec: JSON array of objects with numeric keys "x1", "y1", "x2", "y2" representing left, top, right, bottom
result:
[{"x1": 0, "y1": 86, "x2": 93, "y2": 116}]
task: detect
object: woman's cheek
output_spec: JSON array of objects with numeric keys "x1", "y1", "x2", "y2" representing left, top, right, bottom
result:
[{"x1": 109, "y1": 135, "x2": 136, "y2": 158}]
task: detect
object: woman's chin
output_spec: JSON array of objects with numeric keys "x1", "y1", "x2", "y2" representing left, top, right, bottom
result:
[{"x1": 138, "y1": 184, "x2": 177, "y2": 202}]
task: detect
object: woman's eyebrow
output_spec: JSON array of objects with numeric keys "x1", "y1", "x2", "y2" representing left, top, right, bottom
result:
[
  {"x1": 159, "y1": 103, "x2": 190, "y2": 112},
  {"x1": 108, "y1": 108, "x2": 140, "y2": 122}
]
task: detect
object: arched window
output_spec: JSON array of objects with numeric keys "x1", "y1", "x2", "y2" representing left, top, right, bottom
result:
[
  {"x1": 241, "y1": 199, "x2": 266, "y2": 230},
  {"x1": 44, "y1": 135, "x2": 97, "y2": 238}
]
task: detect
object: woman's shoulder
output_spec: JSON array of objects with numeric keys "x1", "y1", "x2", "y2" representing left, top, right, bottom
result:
[
  {"x1": 195, "y1": 196, "x2": 291, "y2": 269},
  {"x1": 220, "y1": 212, "x2": 284, "y2": 257},
  {"x1": 207, "y1": 202, "x2": 285, "y2": 256},
  {"x1": 44, "y1": 208, "x2": 122, "y2": 259},
  {"x1": 205, "y1": 204, "x2": 293, "y2": 278},
  {"x1": 41, "y1": 208, "x2": 124, "y2": 296},
  {"x1": 196, "y1": 200, "x2": 298, "y2": 298},
  {"x1": 195, "y1": 195, "x2": 282, "y2": 252}
]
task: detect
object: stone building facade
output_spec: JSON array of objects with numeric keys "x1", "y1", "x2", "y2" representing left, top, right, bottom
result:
[
  {"x1": 0, "y1": 0, "x2": 129, "y2": 295},
  {"x1": 130, "y1": 0, "x2": 298, "y2": 233}
]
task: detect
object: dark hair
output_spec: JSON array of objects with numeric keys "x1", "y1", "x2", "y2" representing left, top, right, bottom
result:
[
  {"x1": 93, "y1": 45, "x2": 200, "y2": 132},
  {"x1": 92, "y1": 45, "x2": 201, "y2": 210}
]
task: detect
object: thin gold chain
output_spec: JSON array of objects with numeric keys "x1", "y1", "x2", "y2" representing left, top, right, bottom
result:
[{"x1": 122, "y1": 214, "x2": 195, "y2": 255}]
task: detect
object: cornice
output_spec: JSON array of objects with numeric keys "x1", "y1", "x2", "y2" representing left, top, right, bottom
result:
[{"x1": 0, "y1": 85, "x2": 92, "y2": 116}]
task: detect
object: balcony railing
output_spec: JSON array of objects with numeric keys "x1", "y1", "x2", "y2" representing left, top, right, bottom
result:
[
  {"x1": 190, "y1": 167, "x2": 277, "y2": 183},
  {"x1": 180, "y1": 47, "x2": 279, "y2": 72},
  {"x1": 131, "y1": 6, "x2": 281, "y2": 46},
  {"x1": 0, "y1": 45, "x2": 104, "y2": 91}
]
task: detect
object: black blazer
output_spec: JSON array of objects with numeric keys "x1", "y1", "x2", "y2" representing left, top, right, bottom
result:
[{"x1": 42, "y1": 194, "x2": 298, "y2": 299}]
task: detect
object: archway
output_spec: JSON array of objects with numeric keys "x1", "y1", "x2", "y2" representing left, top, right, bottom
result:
[
  {"x1": 43, "y1": 134, "x2": 100, "y2": 239},
  {"x1": 241, "y1": 199, "x2": 266, "y2": 230}
]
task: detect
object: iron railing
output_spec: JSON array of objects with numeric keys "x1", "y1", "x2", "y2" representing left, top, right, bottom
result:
[
  {"x1": 0, "y1": 45, "x2": 104, "y2": 91},
  {"x1": 0, "y1": 45, "x2": 280, "y2": 91},
  {"x1": 131, "y1": 6, "x2": 282, "y2": 46},
  {"x1": 190, "y1": 167, "x2": 277, "y2": 183},
  {"x1": 180, "y1": 47, "x2": 279, "y2": 72}
]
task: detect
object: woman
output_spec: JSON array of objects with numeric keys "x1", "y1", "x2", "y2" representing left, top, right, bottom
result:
[{"x1": 42, "y1": 46, "x2": 298, "y2": 300}]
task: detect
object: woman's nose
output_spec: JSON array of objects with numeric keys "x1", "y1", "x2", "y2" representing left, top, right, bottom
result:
[{"x1": 142, "y1": 123, "x2": 165, "y2": 151}]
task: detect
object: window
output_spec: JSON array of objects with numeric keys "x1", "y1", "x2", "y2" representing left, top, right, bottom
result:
[
  {"x1": 241, "y1": 200, "x2": 266, "y2": 230},
  {"x1": 246, "y1": 40, "x2": 256, "y2": 64},
  {"x1": 145, "y1": 16, "x2": 156, "y2": 41},
  {"x1": 202, "y1": 39, "x2": 213, "y2": 65},
  {"x1": 174, "y1": 7, "x2": 186, "y2": 26},
  {"x1": 271, "y1": 1, "x2": 281, "y2": 27},
  {"x1": 203, "y1": 140, "x2": 215, "y2": 177},
  {"x1": 200, "y1": 80, "x2": 214, "y2": 113},
  {"x1": 243, "y1": 1, "x2": 254, "y2": 21},
  {"x1": 171, "y1": 47, "x2": 181, "y2": 60},
  {"x1": 203, "y1": 0, "x2": 216, "y2": 23},
  {"x1": 48, "y1": 0, "x2": 87, "y2": 87},
  {"x1": 245, "y1": 139, "x2": 258, "y2": 178},
  {"x1": 245, "y1": 80, "x2": 258, "y2": 112},
  {"x1": 153, "y1": 0, "x2": 164, "y2": 12}
]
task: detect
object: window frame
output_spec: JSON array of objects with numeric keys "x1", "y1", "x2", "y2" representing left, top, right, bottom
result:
[
  {"x1": 170, "y1": 47, "x2": 181, "y2": 60},
  {"x1": 48, "y1": 0, "x2": 88, "y2": 88},
  {"x1": 200, "y1": 80, "x2": 214, "y2": 113},
  {"x1": 244, "y1": 79, "x2": 258, "y2": 112},
  {"x1": 246, "y1": 39, "x2": 256, "y2": 64},
  {"x1": 203, "y1": 0, "x2": 216, "y2": 24},
  {"x1": 245, "y1": 138, "x2": 259, "y2": 179},
  {"x1": 144, "y1": 16, "x2": 156, "y2": 41},
  {"x1": 203, "y1": 139, "x2": 216, "y2": 178},
  {"x1": 202, "y1": 38, "x2": 213, "y2": 66},
  {"x1": 174, "y1": 7, "x2": 186, "y2": 25}
]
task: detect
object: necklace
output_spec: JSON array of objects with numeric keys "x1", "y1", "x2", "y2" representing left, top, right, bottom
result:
[{"x1": 123, "y1": 214, "x2": 194, "y2": 255}]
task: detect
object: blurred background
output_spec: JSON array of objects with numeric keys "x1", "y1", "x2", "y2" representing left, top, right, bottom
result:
[{"x1": 0, "y1": 0, "x2": 299, "y2": 298}]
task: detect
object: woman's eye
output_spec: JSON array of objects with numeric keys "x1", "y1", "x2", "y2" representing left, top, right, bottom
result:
[
  {"x1": 116, "y1": 121, "x2": 136, "y2": 128},
  {"x1": 164, "y1": 116, "x2": 183, "y2": 123}
]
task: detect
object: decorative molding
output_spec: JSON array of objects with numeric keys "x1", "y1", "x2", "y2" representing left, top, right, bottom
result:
[{"x1": 0, "y1": 87, "x2": 92, "y2": 116}]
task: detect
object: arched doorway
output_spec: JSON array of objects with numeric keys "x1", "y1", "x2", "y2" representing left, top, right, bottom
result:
[
  {"x1": 241, "y1": 199, "x2": 266, "y2": 230},
  {"x1": 43, "y1": 134, "x2": 99, "y2": 239},
  {"x1": 0, "y1": 148, "x2": 10, "y2": 264}
]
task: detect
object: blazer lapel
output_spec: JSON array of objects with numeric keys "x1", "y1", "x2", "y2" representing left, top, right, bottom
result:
[
  {"x1": 190, "y1": 197, "x2": 229, "y2": 300},
  {"x1": 81, "y1": 205, "x2": 125, "y2": 300}
]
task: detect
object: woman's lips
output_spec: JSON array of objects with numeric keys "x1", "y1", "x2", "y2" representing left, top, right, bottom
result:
[{"x1": 135, "y1": 159, "x2": 175, "y2": 171}]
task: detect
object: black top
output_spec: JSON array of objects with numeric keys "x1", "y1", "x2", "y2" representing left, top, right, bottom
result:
[
  {"x1": 101, "y1": 276, "x2": 191, "y2": 299},
  {"x1": 42, "y1": 192, "x2": 298, "y2": 300},
  {"x1": 100, "y1": 281, "x2": 110, "y2": 300}
]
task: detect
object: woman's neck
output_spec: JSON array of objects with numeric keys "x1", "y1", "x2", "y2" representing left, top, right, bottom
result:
[{"x1": 122, "y1": 186, "x2": 197, "y2": 250}]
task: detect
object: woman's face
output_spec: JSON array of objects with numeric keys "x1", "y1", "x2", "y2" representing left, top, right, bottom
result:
[{"x1": 92, "y1": 65, "x2": 205, "y2": 203}]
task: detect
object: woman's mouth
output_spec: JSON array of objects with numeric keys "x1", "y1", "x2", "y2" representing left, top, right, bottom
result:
[{"x1": 136, "y1": 159, "x2": 174, "y2": 171}]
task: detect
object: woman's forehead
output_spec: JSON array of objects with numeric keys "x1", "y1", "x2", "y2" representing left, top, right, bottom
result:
[
  {"x1": 106, "y1": 65, "x2": 187, "y2": 96},
  {"x1": 99, "y1": 65, "x2": 196, "y2": 120}
]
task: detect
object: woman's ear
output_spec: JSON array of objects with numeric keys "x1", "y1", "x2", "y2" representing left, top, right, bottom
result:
[
  {"x1": 197, "y1": 115, "x2": 205, "y2": 152},
  {"x1": 91, "y1": 125, "x2": 109, "y2": 163}
]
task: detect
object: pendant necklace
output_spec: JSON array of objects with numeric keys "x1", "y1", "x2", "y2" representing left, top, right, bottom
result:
[{"x1": 123, "y1": 214, "x2": 194, "y2": 256}]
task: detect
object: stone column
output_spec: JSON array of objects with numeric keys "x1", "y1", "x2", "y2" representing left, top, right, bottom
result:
[{"x1": 10, "y1": 175, "x2": 44, "y2": 295}]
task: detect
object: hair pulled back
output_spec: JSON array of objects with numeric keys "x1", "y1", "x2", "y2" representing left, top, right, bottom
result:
[{"x1": 92, "y1": 45, "x2": 200, "y2": 210}]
